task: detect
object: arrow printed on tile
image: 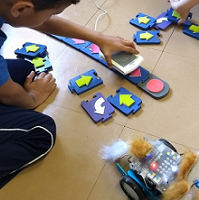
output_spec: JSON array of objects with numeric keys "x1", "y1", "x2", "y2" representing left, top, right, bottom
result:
[
  {"x1": 138, "y1": 16, "x2": 150, "y2": 24},
  {"x1": 94, "y1": 97, "x2": 105, "y2": 114},
  {"x1": 119, "y1": 94, "x2": 135, "y2": 107},
  {"x1": 72, "y1": 38, "x2": 85, "y2": 44},
  {"x1": 90, "y1": 44, "x2": 100, "y2": 54},
  {"x1": 189, "y1": 25, "x2": 199, "y2": 33},
  {"x1": 75, "y1": 75, "x2": 92, "y2": 87},
  {"x1": 25, "y1": 44, "x2": 40, "y2": 53},
  {"x1": 32, "y1": 57, "x2": 45, "y2": 68},
  {"x1": 156, "y1": 17, "x2": 168, "y2": 24},
  {"x1": 172, "y1": 10, "x2": 181, "y2": 19},
  {"x1": 140, "y1": 32, "x2": 154, "y2": 40}
]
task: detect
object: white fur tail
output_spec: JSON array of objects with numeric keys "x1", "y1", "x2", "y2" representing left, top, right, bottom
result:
[{"x1": 100, "y1": 139, "x2": 130, "y2": 162}]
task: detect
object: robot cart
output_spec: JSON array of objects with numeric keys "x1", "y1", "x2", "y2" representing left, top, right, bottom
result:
[{"x1": 116, "y1": 139, "x2": 179, "y2": 200}]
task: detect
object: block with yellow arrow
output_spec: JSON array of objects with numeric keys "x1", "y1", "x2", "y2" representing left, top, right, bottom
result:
[
  {"x1": 107, "y1": 87, "x2": 142, "y2": 116},
  {"x1": 183, "y1": 22, "x2": 199, "y2": 40},
  {"x1": 167, "y1": 7, "x2": 192, "y2": 25},
  {"x1": 129, "y1": 13, "x2": 156, "y2": 30},
  {"x1": 15, "y1": 42, "x2": 53, "y2": 74},
  {"x1": 15, "y1": 42, "x2": 47, "y2": 59},
  {"x1": 25, "y1": 55, "x2": 53, "y2": 75},
  {"x1": 133, "y1": 30, "x2": 161, "y2": 44},
  {"x1": 68, "y1": 69, "x2": 103, "y2": 95}
]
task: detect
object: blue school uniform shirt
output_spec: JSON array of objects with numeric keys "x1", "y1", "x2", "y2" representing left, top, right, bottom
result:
[{"x1": 0, "y1": 16, "x2": 9, "y2": 86}]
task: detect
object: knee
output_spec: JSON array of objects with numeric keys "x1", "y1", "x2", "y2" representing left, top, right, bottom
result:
[
  {"x1": 40, "y1": 114, "x2": 56, "y2": 145},
  {"x1": 46, "y1": 116, "x2": 56, "y2": 144}
]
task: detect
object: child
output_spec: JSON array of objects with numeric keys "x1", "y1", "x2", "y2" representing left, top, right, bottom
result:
[
  {"x1": 0, "y1": 0, "x2": 139, "y2": 188},
  {"x1": 170, "y1": 0, "x2": 199, "y2": 24}
]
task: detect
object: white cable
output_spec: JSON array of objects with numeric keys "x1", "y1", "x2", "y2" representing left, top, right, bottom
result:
[
  {"x1": 0, "y1": 125, "x2": 54, "y2": 178},
  {"x1": 93, "y1": 0, "x2": 108, "y2": 31}
]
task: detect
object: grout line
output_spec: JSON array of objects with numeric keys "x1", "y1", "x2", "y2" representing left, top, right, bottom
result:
[
  {"x1": 124, "y1": 126, "x2": 199, "y2": 151},
  {"x1": 85, "y1": 124, "x2": 123, "y2": 200},
  {"x1": 86, "y1": 161, "x2": 106, "y2": 200},
  {"x1": 162, "y1": 24, "x2": 177, "y2": 52}
]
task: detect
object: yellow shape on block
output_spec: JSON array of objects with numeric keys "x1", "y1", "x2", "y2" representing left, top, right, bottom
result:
[
  {"x1": 75, "y1": 75, "x2": 92, "y2": 87},
  {"x1": 189, "y1": 25, "x2": 199, "y2": 33},
  {"x1": 138, "y1": 16, "x2": 150, "y2": 24},
  {"x1": 32, "y1": 57, "x2": 45, "y2": 68},
  {"x1": 119, "y1": 94, "x2": 135, "y2": 107},
  {"x1": 140, "y1": 32, "x2": 154, "y2": 40},
  {"x1": 25, "y1": 44, "x2": 40, "y2": 53},
  {"x1": 172, "y1": 10, "x2": 181, "y2": 19}
]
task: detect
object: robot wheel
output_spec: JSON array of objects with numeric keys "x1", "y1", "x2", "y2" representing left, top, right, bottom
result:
[
  {"x1": 120, "y1": 175, "x2": 145, "y2": 200},
  {"x1": 158, "y1": 138, "x2": 177, "y2": 153}
]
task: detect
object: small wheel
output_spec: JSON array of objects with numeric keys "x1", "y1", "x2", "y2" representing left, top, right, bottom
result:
[
  {"x1": 159, "y1": 138, "x2": 177, "y2": 152},
  {"x1": 120, "y1": 175, "x2": 145, "y2": 200}
]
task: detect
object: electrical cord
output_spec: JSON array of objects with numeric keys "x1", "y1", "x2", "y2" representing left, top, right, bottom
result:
[{"x1": 93, "y1": 0, "x2": 108, "y2": 31}]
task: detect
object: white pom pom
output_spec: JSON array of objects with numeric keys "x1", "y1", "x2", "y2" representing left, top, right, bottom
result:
[{"x1": 100, "y1": 139, "x2": 130, "y2": 162}]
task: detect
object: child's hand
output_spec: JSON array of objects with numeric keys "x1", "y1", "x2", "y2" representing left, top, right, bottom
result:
[
  {"x1": 169, "y1": 0, "x2": 190, "y2": 24},
  {"x1": 169, "y1": 0, "x2": 199, "y2": 24},
  {"x1": 97, "y1": 35, "x2": 139, "y2": 67},
  {"x1": 24, "y1": 71, "x2": 56, "y2": 107}
]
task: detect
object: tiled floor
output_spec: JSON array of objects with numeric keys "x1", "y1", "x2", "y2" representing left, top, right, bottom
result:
[{"x1": 1, "y1": 0, "x2": 199, "y2": 199}]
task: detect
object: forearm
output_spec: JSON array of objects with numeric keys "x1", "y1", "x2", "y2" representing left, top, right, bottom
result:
[
  {"x1": 33, "y1": 16, "x2": 105, "y2": 46},
  {"x1": 171, "y1": 0, "x2": 199, "y2": 12},
  {"x1": 183, "y1": 0, "x2": 199, "y2": 8},
  {"x1": 0, "y1": 78, "x2": 37, "y2": 109},
  {"x1": 33, "y1": 15, "x2": 139, "y2": 66}
]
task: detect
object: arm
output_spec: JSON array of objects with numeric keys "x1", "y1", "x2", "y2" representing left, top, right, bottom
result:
[
  {"x1": 0, "y1": 71, "x2": 56, "y2": 109},
  {"x1": 33, "y1": 16, "x2": 139, "y2": 66},
  {"x1": 170, "y1": 0, "x2": 199, "y2": 24}
]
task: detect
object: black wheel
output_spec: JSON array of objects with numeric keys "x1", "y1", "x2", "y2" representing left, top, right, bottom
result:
[
  {"x1": 120, "y1": 175, "x2": 145, "y2": 200},
  {"x1": 159, "y1": 139, "x2": 177, "y2": 153}
]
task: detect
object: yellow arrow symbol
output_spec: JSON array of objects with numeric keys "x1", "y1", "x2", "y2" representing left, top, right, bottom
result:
[
  {"x1": 189, "y1": 25, "x2": 199, "y2": 33},
  {"x1": 32, "y1": 57, "x2": 45, "y2": 68},
  {"x1": 25, "y1": 44, "x2": 40, "y2": 53},
  {"x1": 138, "y1": 16, "x2": 150, "y2": 24},
  {"x1": 75, "y1": 75, "x2": 92, "y2": 87},
  {"x1": 119, "y1": 94, "x2": 135, "y2": 107},
  {"x1": 172, "y1": 10, "x2": 181, "y2": 19},
  {"x1": 140, "y1": 32, "x2": 154, "y2": 40}
]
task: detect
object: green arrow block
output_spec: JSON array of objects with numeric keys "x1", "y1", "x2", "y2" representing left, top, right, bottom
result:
[
  {"x1": 140, "y1": 32, "x2": 154, "y2": 40},
  {"x1": 119, "y1": 94, "x2": 135, "y2": 107},
  {"x1": 25, "y1": 44, "x2": 40, "y2": 53},
  {"x1": 189, "y1": 25, "x2": 199, "y2": 33},
  {"x1": 172, "y1": 10, "x2": 181, "y2": 19},
  {"x1": 138, "y1": 16, "x2": 150, "y2": 24},
  {"x1": 75, "y1": 75, "x2": 92, "y2": 87},
  {"x1": 32, "y1": 57, "x2": 45, "y2": 68}
]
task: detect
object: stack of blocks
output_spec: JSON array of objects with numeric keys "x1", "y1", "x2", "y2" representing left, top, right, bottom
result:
[{"x1": 14, "y1": 42, "x2": 52, "y2": 74}]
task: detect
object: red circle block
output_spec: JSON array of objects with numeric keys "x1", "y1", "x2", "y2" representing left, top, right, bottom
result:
[{"x1": 146, "y1": 79, "x2": 164, "y2": 93}]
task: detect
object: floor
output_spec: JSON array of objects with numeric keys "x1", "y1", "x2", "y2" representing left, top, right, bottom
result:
[{"x1": 1, "y1": 0, "x2": 199, "y2": 199}]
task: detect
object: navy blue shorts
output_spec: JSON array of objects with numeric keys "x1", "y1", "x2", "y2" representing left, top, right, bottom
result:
[{"x1": 0, "y1": 59, "x2": 56, "y2": 189}]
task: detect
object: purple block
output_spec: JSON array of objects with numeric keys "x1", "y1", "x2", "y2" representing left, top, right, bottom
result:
[
  {"x1": 154, "y1": 12, "x2": 173, "y2": 30},
  {"x1": 81, "y1": 93, "x2": 115, "y2": 123}
]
